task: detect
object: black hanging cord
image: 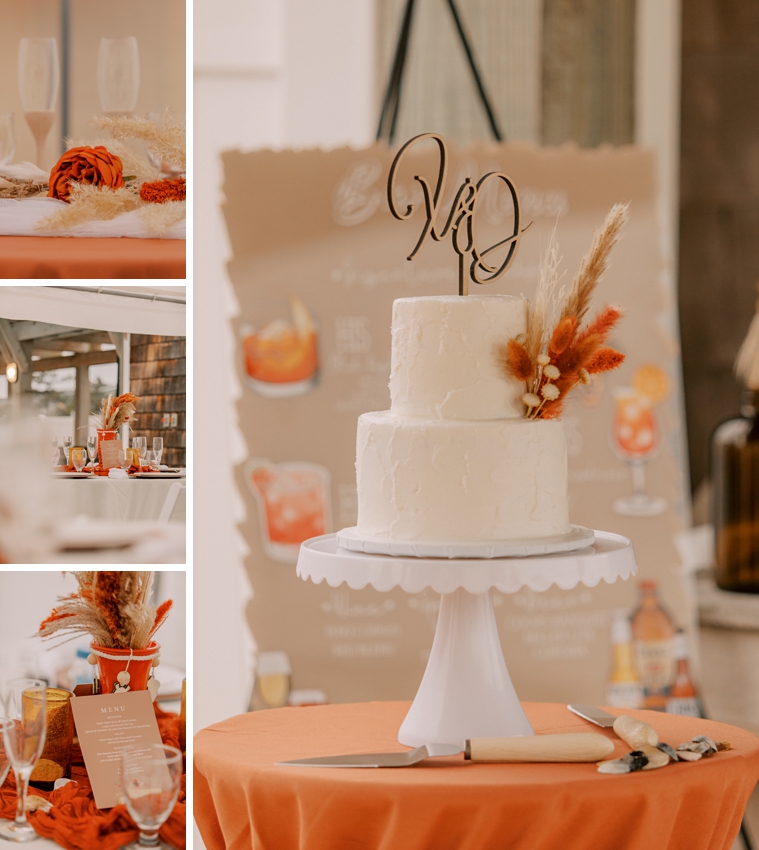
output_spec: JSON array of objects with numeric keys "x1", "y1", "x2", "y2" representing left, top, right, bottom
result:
[{"x1": 376, "y1": 0, "x2": 504, "y2": 145}]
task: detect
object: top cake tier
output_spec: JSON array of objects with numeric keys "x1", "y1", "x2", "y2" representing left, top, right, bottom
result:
[{"x1": 389, "y1": 294, "x2": 527, "y2": 420}]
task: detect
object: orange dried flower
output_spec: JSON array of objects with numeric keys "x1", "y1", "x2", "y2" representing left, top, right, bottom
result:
[
  {"x1": 140, "y1": 178, "x2": 186, "y2": 204},
  {"x1": 556, "y1": 333, "x2": 602, "y2": 376},
  {"x1": 576, "y1": 306, "x2": 623, "y2": 346},
  {"x1": 585, "y1": 347, "x2": 625, "y2": 374},
  {"x1": 548, "y1": 317, "x2": 576, "y2": 357},
  {"x1": 503, "y1": 339, "x2": 535, "y2": 382},
  {"x1": 48, "y1": 145, "x2": 124, "y2": 202}
]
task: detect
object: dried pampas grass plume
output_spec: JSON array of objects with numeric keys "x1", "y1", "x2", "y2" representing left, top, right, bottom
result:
[
  {"x1": 561, "y1": 203, "x2": 629, "y2": 325},
  {"x1": 37, "y1": 183, "x2": 142, "y2": 231},
  {"x1": 92, "y1": 112, "x2": 186, "y2": 172}
]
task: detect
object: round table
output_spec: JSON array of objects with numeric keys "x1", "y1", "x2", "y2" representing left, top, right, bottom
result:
[
  {"x1": 194, "y1": 701, "x2": 759, "y2": 850},
  {"x1": 0, "y1": 236, "x2": 185, "y2": 278},
  {"x1": 51, "y1": 478, "x2": 186, "y2": 522}
]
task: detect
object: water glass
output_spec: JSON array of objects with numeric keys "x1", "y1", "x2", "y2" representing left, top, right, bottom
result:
[
  {"x1": 0, "y1": 114, "x2": 14, "y2": 166},
  {"x1": 70, "y1": 447, "x2": 87, "y2": 473},
  {"x1": 146, "y1": 450, "x2": 160, "y2": 471},
  {"x1": 98, "y1": 37, "x2": 140, "y2": 114},
  {"x1": 121, "y1": 744, "x2": 182, "y2": 847},
  {"x1": 0, "y1": 679, "x2": 47, "y2": 842}
]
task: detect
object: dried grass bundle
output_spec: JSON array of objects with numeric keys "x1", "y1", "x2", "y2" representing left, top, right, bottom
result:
[
  {"x1": 139, "y1": 200, "x2": 187, "y2": 236},
  {"x1": 91, "y1": 392, "x2": 141, "y2": 431},
  {"x1": 92, "y1": 113, "x2": 185, "y2": 172},
  {"x1": 37, "y1": 183, "x2": 142, "y2": 231},
  {"x1": 505, "y1": 205, "x2": 629, "y2": 420},
  {"x1": 0, "y1": 177, "x2": 47, "y2": 198},
  {"x1": 38, "y1": 572, "x2": 172, "y2": 650}
]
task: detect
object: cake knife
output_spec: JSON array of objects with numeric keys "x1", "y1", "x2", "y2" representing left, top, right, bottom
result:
[
  {"x1": 277, "y1": 733, "x2": 614, "y2": 768},
  {"x1": 567, "y1": 704, "x2": 618, "y2": 728}
]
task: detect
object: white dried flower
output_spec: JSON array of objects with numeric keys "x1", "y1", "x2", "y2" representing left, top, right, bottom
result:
[
  {"x1": 543, "y1": 364, "x2": 560, "y2": 380},
  {"x1": 522, "y1": 393, "x2": 541, "y2": 408},
  {"x1": 536, "y1": 354, "x2": 550, "y2": 366},
  {"x1": 579, "y1": 368, "x2": 591, "y2": 385},
  {"x1": 541, "y1": 383, "x2": 560, "y2": 401}
]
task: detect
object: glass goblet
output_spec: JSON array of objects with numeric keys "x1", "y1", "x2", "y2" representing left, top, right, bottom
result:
[
  {"x1": 0, "y1": 679, "x2": 47, "y2": 842},
  {"x1": 18, "y1": 38, "x2": 59, "y2": 169},
  {"x1": 70, "y1": 447, "x2": 87, "y2": 473},
  {"x1": 62, "y1": 437, "x2": 73, "y2": 466},
  {"x1": 146, "y1": 450, "x2": 160, "y2": 472},
  {"x1": 50, "y1": 439, "x2": 59, "y2": 467},
  {"x1": 121, "y1": 744, "x2": 182, "y2": 848},
  {"x1": 97, "y1": 37, "x2": 140, "y2": 115}
]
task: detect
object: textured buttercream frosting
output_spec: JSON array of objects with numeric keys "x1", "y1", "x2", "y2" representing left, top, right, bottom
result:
[
  {"x1": 389, "y1": 294, "x2": 527, "y2": 420},
  {"x1": 356, "y1": 412, "x2": 570, "y2": 542}
]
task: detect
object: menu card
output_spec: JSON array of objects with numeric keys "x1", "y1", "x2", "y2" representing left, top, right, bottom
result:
[
  {"x1": 99, "y1": 441, "x2": 124, "y2": 470},
  {"x1": 71, "y1": 690, "x2": 164, "y2": 809}
]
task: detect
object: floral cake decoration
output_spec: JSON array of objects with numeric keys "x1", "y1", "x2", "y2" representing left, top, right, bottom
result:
[{"x1": 502, "y1": 203, "x2": 629, "y2": 419}]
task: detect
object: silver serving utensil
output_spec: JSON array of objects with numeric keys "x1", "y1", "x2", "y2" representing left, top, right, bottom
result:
[
  {"x1": 277, "y1": 742, "x2": 462, "y2": 768},
  {"x1": 567, "y1": 704, "x2": 617, "y2": 728}
]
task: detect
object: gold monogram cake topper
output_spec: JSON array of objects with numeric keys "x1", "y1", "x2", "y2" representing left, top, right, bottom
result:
[{"x1": 387, "y1": 133, "x2": 533, "y2": 296}]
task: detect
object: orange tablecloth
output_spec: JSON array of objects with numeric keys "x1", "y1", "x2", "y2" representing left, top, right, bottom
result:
[
  {"x1": 0, "y1": 236, "x2": 185, "y2": 279},
  {"x1": 0, "y1": 704, "x2": 185, "y2": 850},
  {"x1": 194, "y1": 701, "x2": 759, "y2": 850}
]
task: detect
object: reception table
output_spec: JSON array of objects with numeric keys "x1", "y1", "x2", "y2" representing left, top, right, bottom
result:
[
  {"x1": 0, "y1": 236, "x2": 185, "y2": 279},
  {"x1": 194, "y1": 701, "x2": 759, "y2": 850},
  {"x1": 52, "y1": 478, "x2": 186, "y2": 523}
]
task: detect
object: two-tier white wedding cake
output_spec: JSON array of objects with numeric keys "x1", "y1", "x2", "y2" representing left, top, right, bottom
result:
[{"x1": 355, "y1": 294, "x2": 572, "y2": 543}]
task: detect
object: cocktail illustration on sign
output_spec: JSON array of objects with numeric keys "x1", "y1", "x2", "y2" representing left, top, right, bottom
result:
[
  {"x1": 247, "y1": 459, "x2": 331, "y2": 563},
  {"x1": 610, "y1": 363, "x2": 670, "y2": 517},
  {"x1": 241, "y1": 296, "x2": 319, "y2": 397}
]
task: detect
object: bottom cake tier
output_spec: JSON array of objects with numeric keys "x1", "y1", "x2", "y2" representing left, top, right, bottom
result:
[{"x1": 356, "y1": 411, "x2": 571, "y2": 542}]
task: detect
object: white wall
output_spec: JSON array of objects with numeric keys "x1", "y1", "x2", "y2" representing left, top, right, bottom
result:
[{"x1": 193, "y1": 0, "x2": 375, "y2": 737}]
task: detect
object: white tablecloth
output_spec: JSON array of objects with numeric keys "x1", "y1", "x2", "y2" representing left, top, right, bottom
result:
[{"x1": 51, "y1": 478, "x2": 185, "y2": 523}]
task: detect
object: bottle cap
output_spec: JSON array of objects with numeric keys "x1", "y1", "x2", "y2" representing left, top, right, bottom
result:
[{"x1": 673, "y1": 630, "x2": 688, "y2": 660}]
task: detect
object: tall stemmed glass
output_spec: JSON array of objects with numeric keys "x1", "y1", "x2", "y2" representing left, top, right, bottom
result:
[
  {"x1": 121, "y1": 744, "x2": 182, "y2": 848},
  {"x1": 87, "y1": 436, "x2": 97, "y2": 469},
  {"x1": 17, "y1": 38, "x2": 59, "y2": 169},
  {"x1": 62, "y1": 436, "x2": 73, "y2": 466},
  {"x1": 97, "y1": 38, "x2": 140, "y2": 115},
  {"x1": 0, "y1": 679, "x2": 47, "y2": 842},
  {"x1": 152, "y1": 437, "x2": 163, "y2": 466}
]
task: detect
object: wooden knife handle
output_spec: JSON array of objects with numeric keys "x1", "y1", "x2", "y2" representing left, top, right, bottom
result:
[{"x1": 466, "y1": 733, "x2": 614, "y2": 763}]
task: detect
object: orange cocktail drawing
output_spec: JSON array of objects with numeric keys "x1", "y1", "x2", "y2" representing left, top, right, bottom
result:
[
  {"x1": 242, "y1": 296, "x2": 319, "y2": 397},
  {"x1": 248, "y1": 460, "x2": 331, "y2": 562},
  {"x1": 610, "y1": 369, "x2": 669, "y2": 517}
]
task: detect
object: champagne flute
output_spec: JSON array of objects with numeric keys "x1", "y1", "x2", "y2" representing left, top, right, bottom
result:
[
  {"x1": 87, "y1": 436, "x2": 97, "y2": 469},
  {"x1": 97, "y1": 37, "x2": 140, "y2": 115},
  {"x1": 0, "y1": 114, "x2": 15, "y2": 166},
  {"x1": 152, "y1": 437, "x2": 163, "y2": 466},
  {"x1": 62, "y1": 436, "x2": 73, "y2": 466},
  {"x1": 121, "y1": 744, "x2": 182, "y2": 848},
  {"x1": 17, "y1": 38, "x2": 59, "y2": 169},
  {"x1": 0, "y1": 679, "x2": 47, "y2": 842}
]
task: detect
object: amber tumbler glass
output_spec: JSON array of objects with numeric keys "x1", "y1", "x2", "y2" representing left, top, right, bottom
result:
[{"x1": 29, "y1": 688, "x2": 73, "y2": 791}]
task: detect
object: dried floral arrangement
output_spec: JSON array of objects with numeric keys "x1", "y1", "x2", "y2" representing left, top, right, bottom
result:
[
  {"x1": 91, "y1": 392, "x2": 141, "y2": 431},
  {"x1": 502, "y1": 203, "x2": 629, "y2": 419},
  {"x1": 38, "y1": 572, "x2": 172, "y2": 650},
  {"x1": 37, "y1": 112, "x2": 186, "y2": 236}
]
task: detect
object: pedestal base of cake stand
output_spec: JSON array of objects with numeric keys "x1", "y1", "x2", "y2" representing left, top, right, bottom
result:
[{"x1": 296, "y1": 531, "x2": 636, "y2": 748}]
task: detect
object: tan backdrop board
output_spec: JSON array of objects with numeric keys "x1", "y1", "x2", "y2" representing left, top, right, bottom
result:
[{"x1": 224, "y1": 140, "x2": 693, "y2": 707}]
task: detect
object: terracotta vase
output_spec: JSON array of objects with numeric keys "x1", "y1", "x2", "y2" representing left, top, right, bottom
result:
[
  {"x1": 96, "y1": 428, "x2": 118, "y2": 465},
  {"x1": 92, "y1": 641, "x2": 159, "y2": 695}
]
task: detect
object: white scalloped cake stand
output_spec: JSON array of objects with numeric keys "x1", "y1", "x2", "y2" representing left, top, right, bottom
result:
[{"x1": 297, "y1": 530, "x2": 636, "y2": 748}]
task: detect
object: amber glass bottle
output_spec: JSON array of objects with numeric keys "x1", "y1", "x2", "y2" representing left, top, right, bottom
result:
[
  {"x1": 665, "y1": 631, "x2": 701, "y2": 717},
  {"x1": 631, "y1": 580, "x2": 675, "y2": 710},
  {"x1": 712, "y1": 390, "x2": 759, "y2": 592}
]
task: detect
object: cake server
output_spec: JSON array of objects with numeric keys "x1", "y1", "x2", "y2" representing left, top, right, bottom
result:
[
  {"x1": 276, "y1": 732, "x2": 614, "y2": 768},
  {"x1": 567, "y1": 704, "x2": 618, "y2": 728}
]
